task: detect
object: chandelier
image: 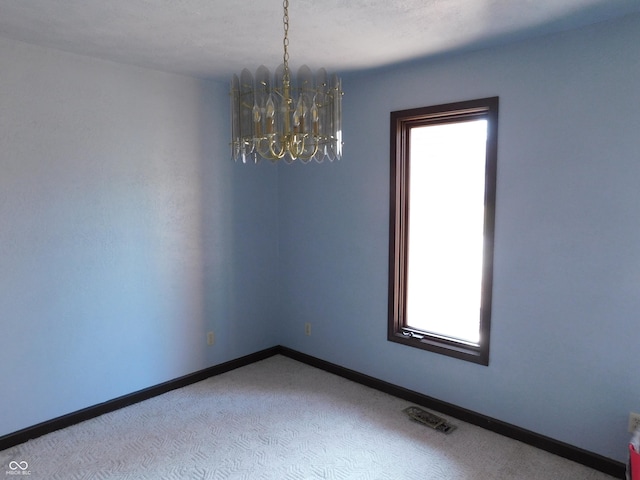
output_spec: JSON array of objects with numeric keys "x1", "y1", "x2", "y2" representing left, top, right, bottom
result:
[{"x1": 230, "y1": 0, "x2": 343, "y2": 164}]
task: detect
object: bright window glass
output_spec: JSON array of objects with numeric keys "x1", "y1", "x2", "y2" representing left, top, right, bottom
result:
[{"x1": 406, "y1": 120, "x2": 487, "y2": 344}]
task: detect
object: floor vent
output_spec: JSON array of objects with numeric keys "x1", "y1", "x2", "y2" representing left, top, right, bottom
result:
[{"x1": 403, "y1": 406, "x2": 456, "y2": 434}]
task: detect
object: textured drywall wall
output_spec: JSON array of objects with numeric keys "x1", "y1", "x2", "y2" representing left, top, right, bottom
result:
[
  {"x1": 0, "y1": 37, "x2": 278, "y2": 436},
  {"x1": 278, "y1": 14, "x2": 640, "y2": 462}
]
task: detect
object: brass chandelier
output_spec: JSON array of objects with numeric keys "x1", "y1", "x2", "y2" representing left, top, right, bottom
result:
[{"x1": 230, "y1": 0, "x2": 343, "y2": 164}]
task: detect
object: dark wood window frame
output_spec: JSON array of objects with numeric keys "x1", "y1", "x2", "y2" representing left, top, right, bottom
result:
[{"x1": 388, "y1": 97, "x2": 498, "y2": 366}]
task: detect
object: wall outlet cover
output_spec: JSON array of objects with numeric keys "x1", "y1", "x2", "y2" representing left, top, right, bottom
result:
[{"x1": 629, "y1": 412, "x2": 640, "y2": 433}]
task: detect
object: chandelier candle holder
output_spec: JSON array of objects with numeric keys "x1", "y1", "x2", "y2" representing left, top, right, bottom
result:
[{"x1": 230, "y1": 0, "x2": 343, "y2": 164}]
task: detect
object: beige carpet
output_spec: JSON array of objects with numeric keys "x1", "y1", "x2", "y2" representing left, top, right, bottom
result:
[{"x1": 1, "y1": 355, "x2": 618, "y2": 479}]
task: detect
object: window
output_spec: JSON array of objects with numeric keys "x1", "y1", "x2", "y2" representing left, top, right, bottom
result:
[{"x1": 388, "y1": 97, "x2": 498, "y2": 365}]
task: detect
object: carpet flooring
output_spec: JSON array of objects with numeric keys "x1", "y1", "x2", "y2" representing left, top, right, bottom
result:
[{"x1": 1, "y1": 355, "x2": 618, "y2": 479}]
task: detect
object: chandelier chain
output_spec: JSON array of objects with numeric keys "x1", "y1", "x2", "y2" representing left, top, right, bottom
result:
[{"x1": 282, "y1": 0, "x2": 290, "y2": 83}]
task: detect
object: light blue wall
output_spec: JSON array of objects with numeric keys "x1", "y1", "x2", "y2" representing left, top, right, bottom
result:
[
  {"x1": 0, "y1": 38, "x2": 278, "y2": 437},
  {"x1": 278, "y1": 14, "x2": 640, "y2": 462}
]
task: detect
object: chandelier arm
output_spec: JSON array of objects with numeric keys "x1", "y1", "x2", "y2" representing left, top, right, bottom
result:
[
  {"x1": 298, "y1": 137, "x2": 319, "y2": 162},
  {"x1": 268, "y1": 137, "x2": 288, "y2": 160},
  {"x1": 254, "y1": 134, "x2": 285, "y2": 161}
]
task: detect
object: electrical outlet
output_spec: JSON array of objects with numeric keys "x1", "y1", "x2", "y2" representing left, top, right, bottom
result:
[
  {"x1": 207, "y1": 331, "x2": 215, "y2": 346},
  {"x1": 629, "y1": 412, "x2": 640, "y2": 433},
  {"x1": 304, "y1": 322, "x2": 311, "y2": 336}
]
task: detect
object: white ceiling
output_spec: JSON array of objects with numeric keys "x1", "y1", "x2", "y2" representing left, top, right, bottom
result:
[{"x1": 0, "y1": 0, "x2": 639, "y2": 80}]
